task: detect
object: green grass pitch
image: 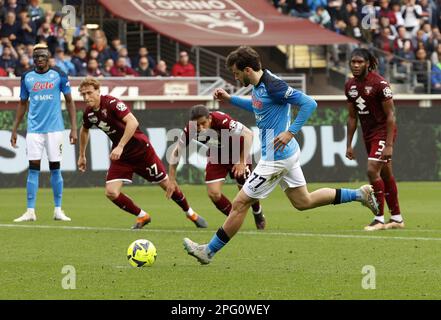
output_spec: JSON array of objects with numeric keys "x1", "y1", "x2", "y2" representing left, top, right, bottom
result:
[{"x1": 0, "y1": 182, "x2": 440, "y2": 300}]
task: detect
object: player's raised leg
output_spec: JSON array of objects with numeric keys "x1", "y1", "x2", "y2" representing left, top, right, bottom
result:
[
  {"x1": 381, "y1": 162, "x2": 404, "y2": 229},
  {"x1": 236, "y1": 173, "x2": 265, "y2": 230},
  {"x1": 184, "y1": 189, "x2": 254, "y2": 264},
  {"x1": 105, "y1": 180, "x2": 151, "y2": 229},
  {"x1": 206, "y1": 180, "x2": 232, "y2": 216},
  {"x1": 159, "y1": 178, "x2": 207, "y2": 228}
]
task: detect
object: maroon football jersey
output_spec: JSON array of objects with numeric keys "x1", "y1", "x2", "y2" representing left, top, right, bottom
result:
[
  {"x1": 82, "y1": 95, "x2": 149, "y2": 160},
  {"x1": 345, "y1": 72, "x2": 396, "y2": 141},
  {"x1": 179, "y1": 111, "x2": 244, "y2": 164}
]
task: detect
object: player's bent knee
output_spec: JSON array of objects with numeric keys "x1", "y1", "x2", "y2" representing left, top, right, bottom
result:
[
  {"x1": 207, "y1": 190, "x2": 222, "y2": 202},
  {"x1": 49, "y1": 161, "x2": 60, "y2": 170},
  {"x1": 105, "y1": 189, "x2": 120, "y2": 200},
  {"x1": 29, "y1": 161, "x2": 41, "y2": 171}
]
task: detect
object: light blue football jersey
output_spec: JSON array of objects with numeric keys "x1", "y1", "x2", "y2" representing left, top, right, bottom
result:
[
  {"x1": 20, "y1": 68, "x2": 71, "y2": 133},
  {"x1": 231, "y1": 70, "x2": 317, "y2": 161}
]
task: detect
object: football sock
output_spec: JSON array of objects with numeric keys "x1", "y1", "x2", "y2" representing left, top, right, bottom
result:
[
  {"x1": 333, "y1": 188, "x2": 357, "y2": 204},
  {"x1": 26, "y1": 169, "x2": 40, "y2": 209},
  {"x1": 171, "y1": 189, "x2": 190, "y2": 212},
  {"x1": 50, "y1": 169, "x2": 63, "y2": 208},
  {"x1": 212, "y1": 194, "x2": 232, "y2": 216},
  {"x1": 374, "y1": 215, "x2": 385, "y2": 223},
  {"x1": 383, "y1": 176, "x2": 401, "y2": 215},
  {"x1": 390, "y1": 214, "x2": 403, "y2": 222},
  {"x1": 111, "y1": 193, "x2": 141, "y2": 216},
  {"x1": 371, "y1": 179, "x2": 385, "y2": 216},
  {"x1": 137, "y1": 210, "x2": 147, "y2": 218},
  {"x1": 251, "y1": 202, "x2": 262, "y2": 214},
  {"x1": 207, "y1": 227, "x2": 230, "y2": 255}
]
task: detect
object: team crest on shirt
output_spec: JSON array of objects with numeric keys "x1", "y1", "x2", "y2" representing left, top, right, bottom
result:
[
  {"x1": 364, "y1": 86, "x2": 372, "y2": 95},
  {"x1": 101, "y1": 109, "x2": 107, "y2": 117},
  {"x1": 116, "y1": 102, "x2": 127, "y2": 111}
]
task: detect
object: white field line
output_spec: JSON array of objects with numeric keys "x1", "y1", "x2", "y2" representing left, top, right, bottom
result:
[{"x1": 1, "y1": 223, "x2": 441, "y2": 242}]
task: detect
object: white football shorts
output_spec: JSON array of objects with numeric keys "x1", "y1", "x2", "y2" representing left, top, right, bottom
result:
[
  {"x1": 26, "y1": 131, "x2": 63, "y2": 162},
  {"x1": 242, "y1": 150, "x2": 306, "y2": 199}
]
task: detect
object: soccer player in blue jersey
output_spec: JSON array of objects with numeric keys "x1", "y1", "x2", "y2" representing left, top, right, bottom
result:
[
  {"x1": 183, "y1": 46, "x2": 380, "y2": 264},
  {"x1": 10, "y1": 44, "x2": 77, "y2": 222}
]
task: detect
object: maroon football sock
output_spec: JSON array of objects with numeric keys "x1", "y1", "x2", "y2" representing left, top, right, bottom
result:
[
  {"x1": 212, "y1": 194, "x2": 232, "y2": 216},
  {"x1": 251, "y1": 201, "x2": 261, "y2": 213},
  {"x1": 371, "y1": 179, "x2": 385, "y2": 216},
  {"x1": 111, "y1": 193, "x2": 141, "y2": 216},
  {"x1": 171, "y1": 188, "x2": 190, "y2": 212},
  {"x1": 383, "y1": 176, "x2": 401, "y2": 215}
]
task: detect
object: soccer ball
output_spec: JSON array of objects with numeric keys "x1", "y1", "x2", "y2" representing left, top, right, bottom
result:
[{"x1": 127, "y1": 239, "x2": 157, "y2": 267}]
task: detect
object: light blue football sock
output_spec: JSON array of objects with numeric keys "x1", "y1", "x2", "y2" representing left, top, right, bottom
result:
[
  {"x1": 50, "y1": 169, "x2": 63, "y2": 208},
  {"x1": 207, "y1": 227, "x2": 230, "y2": 256},
  {"x1": 340, "y1": 188, "x2": 358, "y2": 203},
  {"x1": 26, "y1": 169, "x2": 40, "y2": 209}
]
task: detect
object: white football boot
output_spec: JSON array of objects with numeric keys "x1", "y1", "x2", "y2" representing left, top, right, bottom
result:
[
  {"x1": 13, "y1": 210, "x2": 37, "y2": 222},
  {"x1": 183, "y1": 238, "x2": 212, "y2": 265},
  {"x1": 54, "y1": 209, "x2": 72, "y2": 221}
]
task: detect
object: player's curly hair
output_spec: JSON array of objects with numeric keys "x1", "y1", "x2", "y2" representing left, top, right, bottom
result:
[
  {"x1": 350, "y1": 48, "x2": 378, "y2": 72},
  {"x1": 226, "y1": 46, "x2": 261, "y2": 71}
]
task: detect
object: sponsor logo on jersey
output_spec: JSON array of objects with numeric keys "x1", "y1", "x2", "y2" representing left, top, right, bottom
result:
[
  {"x1": 365, "y1": 86, "x2": 372, "y2": 95},
  {"x1": 252, "y1": 95, "x2": 263, "y2": 109},
  {"x1": 34, "y1": 94, "x2": 54, "y2": 101},
  {"x1": 383, "y1": 87, "x2": 393, "y2": 98},
  {"x1": 229, "y1": 120, "x2": 237, "y2": 130},
  {"x1": 348, "y1": 89, "x2": 358, "y2": 98},
  {"x1": 116, "y1": 102, "x2": 127, "y2": 111},
  {"x1": 284, "y1": 87, "x2": 294, "y2": 98},
  {"x1": 88, "y1": 116, "x2": 98, "y2": 124},
  {"x1": 32, "y1": 81, "x2": 55, "y2": 92}
]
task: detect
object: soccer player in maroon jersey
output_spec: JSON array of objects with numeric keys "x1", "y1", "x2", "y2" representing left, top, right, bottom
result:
[
  {"x1": 76, "y1": 77, "x2": 208, "y2": 229},
  {"x1": 166, "y1": 105, "x2": 266, "y2": 229},
  {"x1": 345, "y1": 48, "x2": 404, "y2": 231}
]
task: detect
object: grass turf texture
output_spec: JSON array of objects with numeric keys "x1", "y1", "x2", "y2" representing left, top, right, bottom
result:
[{"x1": 0, "y1": 182, "x2": 440, "y2": 300}]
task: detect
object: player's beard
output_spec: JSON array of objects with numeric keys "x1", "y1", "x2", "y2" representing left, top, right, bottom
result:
[{"x1": 242, "y1": 75, "x2": 250, "y2": 87}]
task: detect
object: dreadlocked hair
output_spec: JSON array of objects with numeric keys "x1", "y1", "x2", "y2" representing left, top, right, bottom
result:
[{"x1": 350, "y1": 48, "x2": 378, "y2": 72}]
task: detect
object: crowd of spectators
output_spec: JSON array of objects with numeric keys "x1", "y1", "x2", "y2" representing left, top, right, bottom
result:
[
  {"x1": 273, "y1": 0, "x2": 441, "y2": 90},
  {"x1": 0, "y1": 0, "x2": 197, "y2": 78}
]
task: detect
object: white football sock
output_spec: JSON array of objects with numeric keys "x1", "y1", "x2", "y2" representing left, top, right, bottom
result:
[
  {"x1": 374, "y1": 215, "x2": 385, "y2": 223},
  {"x1": 137, "y1": 210, "x2": 147, "y2": 218},
  {"x1": 54, "y1": 207, "x2": 62, "y2": 215},
  {"x1": 186, "y1": 207, "x2": 195, "y2": 217},
  {"x1": 391, "y1": 214, "x2": 403, "y2": 222},
  {"x1": 27, "y1": 208, "x2": 35, "y2": 215}
]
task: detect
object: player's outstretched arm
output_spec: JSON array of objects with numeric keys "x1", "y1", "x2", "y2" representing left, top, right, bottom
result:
[
  {"x1": 214, "y1": 88, "x2": 253, "y2": 112},
  {"x1": 10, "y1": 99, "x2": 28, "y2": 148},
  {"x1": 346, "y1": 102, "x2": 358, "y2": 160},
  {"x1": 78, "y1": 126, "x2": 89, "y2": 172},
  {"x1": 64, "y1": 93, "x2": 78, "y2": 145}
]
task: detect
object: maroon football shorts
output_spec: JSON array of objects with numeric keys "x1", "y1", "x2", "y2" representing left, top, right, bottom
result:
[
  {"x1": 365, "y1": 138, "x2": 394, "y2": 163},
  {"x1": 106, "y1": 144, "x2": 168, "y2": 184},
  {"x1": 205, "y1": 162, "x2": 252, "y2": 185}
]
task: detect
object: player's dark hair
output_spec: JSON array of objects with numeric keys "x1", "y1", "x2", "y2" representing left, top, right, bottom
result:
[
  {"x1": 350, "y1": 48, "x2": 378, "y2": 72},
  {"x1": 226, "y1": 46, "x2": 261, "y2": 71},
  {"x1": 190, "y1": 104, "x2": 209, "y2": 120}
]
